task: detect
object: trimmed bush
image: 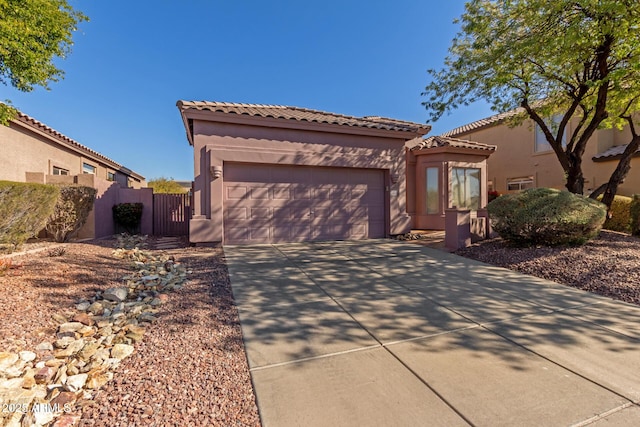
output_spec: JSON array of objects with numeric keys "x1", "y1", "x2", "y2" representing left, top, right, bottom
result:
[
  {"x1": 0, "y1": 181, "x2": 59, "y2": 250},
  {"x1": 46, "y1": 185, "x2": 97, "y2": 242},
  {"x1": 113, "y1": 203, "x2": 144, "y2": 234},
  {"x1": 487, "y1": 187, "x2": 607, "y2": 246},
  {"x1": 631, "y1": 195, "x2": 640, "y2": 236},
  {"x1": 598, "y1": 194, "x2": 632, "y2": 233}
]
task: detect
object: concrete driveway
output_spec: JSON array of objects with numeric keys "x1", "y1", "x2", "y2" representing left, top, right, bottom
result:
[{"x1": 225, "y1": 240, "x2": 640, "y2": 427}]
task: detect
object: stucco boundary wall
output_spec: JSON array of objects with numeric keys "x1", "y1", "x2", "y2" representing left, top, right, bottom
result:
[{"x1": 25, "y1": 173, "x2": 153, "y2": 239}]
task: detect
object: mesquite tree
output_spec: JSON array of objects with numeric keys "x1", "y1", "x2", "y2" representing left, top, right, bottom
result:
[
  {"x1": 0, "y1": 0, "x2": 87, "y2": 123},
  {"x1": 423, "y1": 0, "x2": 640, "y2": 208}
]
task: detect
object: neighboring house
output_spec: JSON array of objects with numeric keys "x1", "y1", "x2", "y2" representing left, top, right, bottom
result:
[
  {"x1": 0, "y1": 110, "x2": 151, "y2": 239},
  {"x1": 0, "y1": 111, "x2": 146, "y2": 188},
  {"x1": 178, "y1": 101, "x2": 431, "y2": 245},
  {"x1": 442, "y1": 109, "x2": 640, "y2": 197}
]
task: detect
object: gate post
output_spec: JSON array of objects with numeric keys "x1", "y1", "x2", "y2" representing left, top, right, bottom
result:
[{"x1": 445, "y1": 208, "x2": 471, "y2": 250}]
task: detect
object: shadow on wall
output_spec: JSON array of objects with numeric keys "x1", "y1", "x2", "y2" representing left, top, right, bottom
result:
[{"x1": 88, "y1": 179, "x2": 153, "y2": 239}]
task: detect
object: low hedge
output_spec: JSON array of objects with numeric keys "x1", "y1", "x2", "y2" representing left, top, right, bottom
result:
[
  {"x1": 488, "y1": 187, "x2": 606, "y2": 246},
  {"x1": 598, "y1": 194, "x2": 632, "y2": 233},
  {"x1": 0, "y1": 181, "x2": 59, "y2": 250},
  {"x1": 46, "y1": 185, "x2": 97, "y2": 242}
]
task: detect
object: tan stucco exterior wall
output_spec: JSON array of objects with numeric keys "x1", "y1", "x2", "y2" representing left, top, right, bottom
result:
[
  {"x1": 455, "y1": 119, "x2": 640, "y2": 197},
  {"x1": 1, "y1": 122, "x2": 82, "y2": 182},
  {"x1": 0, "y1": 120, "x2": 145, "y2": 188}
]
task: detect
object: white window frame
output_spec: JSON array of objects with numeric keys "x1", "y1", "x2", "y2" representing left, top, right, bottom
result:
[
  {"x1": 507, "y1": 176, "x2": 534, "y2": 191},
  {"x1": 107, "y1": 171, "x2": 116, "y2": 181},
  {"x1": 52, "y1": 166, "x2": 69, "y2": 176}
]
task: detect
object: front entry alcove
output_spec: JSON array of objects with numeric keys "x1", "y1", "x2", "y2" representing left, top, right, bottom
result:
[{"x1": 408, "y1": 136, "x2": 496, "y2": 230}]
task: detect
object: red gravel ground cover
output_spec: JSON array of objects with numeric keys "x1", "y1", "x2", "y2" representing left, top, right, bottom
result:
[
  {"x1": 4, "y1": 229, "x2": 637, "y2": 426},
  {"x1": 455, "y1": 230, "x2": 640, "y2": 306},
  {"x1": 0, "y1": 240, "x2": 260, "y2": 427}
]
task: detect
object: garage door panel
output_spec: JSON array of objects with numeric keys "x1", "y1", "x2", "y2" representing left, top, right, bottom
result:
[
  {"x1": 225, "y1": 207, "x2": 248, "y2": 220},
  {"x1": 294, "y1": 187, "x2": 312, "y2": 200},
  {"x1": 251, "y1": 207, "x2": 271, "y2": 219},
  {"x1": 314, "y1": 207, "x2": 350, "y2": 220},
  {"x1": 250, "y1": 228, "x2": 270, "y2": 240},
  {"x1": 288, "y1": 226, "x2": 312, "y2": 241},
  {"x1": 250, "y1": 187, "x2": 270, "y2": 200},
  {"x1": 225, "y1": 227, "x2": 250, "y2": 243},
  {"x1": 313, "y1": 187, "x2": 333, "y2": 199},
  {"x1": 313, "y1": 225, "x2": 350, "y2": 240},
  {"x1": 223, "y1": 164, "x2": 385, "y2": 244},
  {"x1": 227, "y1": 186, "x2": 248, "y2": 199},
  {"x1": 272, "y1": 186, "x2": 292, "y2": 200}
]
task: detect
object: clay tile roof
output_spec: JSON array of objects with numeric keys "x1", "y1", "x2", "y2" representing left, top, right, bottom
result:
[
  {"x1": 14, "y1": 111, "x2": 145, "y2": 180},
  {"x1": 177, "y1": 100, "x2": 431, "y2": 134},
  {"x1": 441, "y1": 108, "x2": 524, "y2": 138},
  {"x1": 592, "y1": 144, "x2": 640, "y2": 162},
  {"x1": 411, "y1": 135, "x2": 496, "y2": 152}
]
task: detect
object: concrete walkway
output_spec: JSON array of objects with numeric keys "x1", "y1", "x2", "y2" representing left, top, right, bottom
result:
[{"x1": 225, "y1": 240, "x2": 640, "y2": 427}]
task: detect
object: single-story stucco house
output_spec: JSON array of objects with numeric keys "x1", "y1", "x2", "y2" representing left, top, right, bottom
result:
[{"x1": 178, "y1": 101, "x2": 495, "y2": 245}]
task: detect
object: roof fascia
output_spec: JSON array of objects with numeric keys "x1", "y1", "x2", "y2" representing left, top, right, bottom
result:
[
  {"x1": 413, "y1": 145, "x2": 495, "y2": 158},
  {"x1": 180, "y1": 108, "x2": 430, "y2": 142}
]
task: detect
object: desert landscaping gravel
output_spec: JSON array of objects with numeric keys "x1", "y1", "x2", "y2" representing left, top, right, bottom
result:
[
  {"x1": 0, "y1": 239, "x2": 259, "y2": 427},
  {"x1": 456, "y1": 230, "x2": 640, "y2": 306},
  {"x1": 2, "y1": 230, "x2": 638, "y2": 426}
]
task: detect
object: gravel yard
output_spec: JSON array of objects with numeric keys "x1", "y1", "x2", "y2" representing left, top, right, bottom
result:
[
  {"x1": 455, "y1": 230, "x2": 640, "y2": 306},
  {"x1": 1, "y1": 229, "x2": 638, "y2": 426},
  {"x1": 0, "y1": 239, "x2": 259, "y2": 427}
]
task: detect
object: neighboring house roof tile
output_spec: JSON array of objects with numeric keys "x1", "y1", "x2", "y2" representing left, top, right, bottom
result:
[
  {"x1": 411, "y1": 135, "x2": 496, "y2": 152},
  {"x1": 177, "y1": 100, "x2": 431, "y2": 134},
  {"x1": 592, "y1": 144, "x2": 640, "y2": 162},
  {"x1": 14, "y1": 111, "x2": 145, "y2": 181},
  {"x1": 441, "y1": 108, "x2": 523, "y2": 138}
]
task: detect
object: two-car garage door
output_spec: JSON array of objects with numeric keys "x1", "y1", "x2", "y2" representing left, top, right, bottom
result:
[{"x1": 223, "y1": 163, "x2": 386, "y2": 244}]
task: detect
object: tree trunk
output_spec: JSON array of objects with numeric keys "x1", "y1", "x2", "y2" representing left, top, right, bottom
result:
[
  {"x1": 592, "y1": 135, "x2": 640, "y2": 208},
  {"x1": 564, "y1": 154, "x2": 585, "y2": 194}
]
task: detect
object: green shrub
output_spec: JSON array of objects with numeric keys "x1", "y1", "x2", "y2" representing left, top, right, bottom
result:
[
  {"x1": 598, "y1": 194, "x2": 632, "y2": 233},
  {"x1": 45, "y1": 185, "x2": 97, "y2": 242},
  {"x1": 631, "y1": 195, "x2": 640, "y2": 236},
  {"x1": 113, "y1": 203, "x2": 144, "y2": 234},
  {"x1": 0, "y1": 181, "x2": 59, "y2": 250},
  {"x1": 487, "y1": 187, "x2": 607, "y2": 246}
]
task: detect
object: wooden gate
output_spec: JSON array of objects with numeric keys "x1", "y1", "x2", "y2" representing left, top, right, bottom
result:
[{"x1": 153, "y1": 193, "x2": 191, "y2": 236}]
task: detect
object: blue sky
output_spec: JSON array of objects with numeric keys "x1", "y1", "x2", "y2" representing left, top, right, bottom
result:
[{"x1": 5, "y1": 0, "x2": 493, "y2": 181}]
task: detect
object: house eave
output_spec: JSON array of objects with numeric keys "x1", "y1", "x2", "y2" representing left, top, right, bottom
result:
[
  {"x1": 177, "y1": 106, "x2": 430, "y2": 143},
  {"x1": 12, "y1": 115, "x2": 145, "y2": 181}
]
